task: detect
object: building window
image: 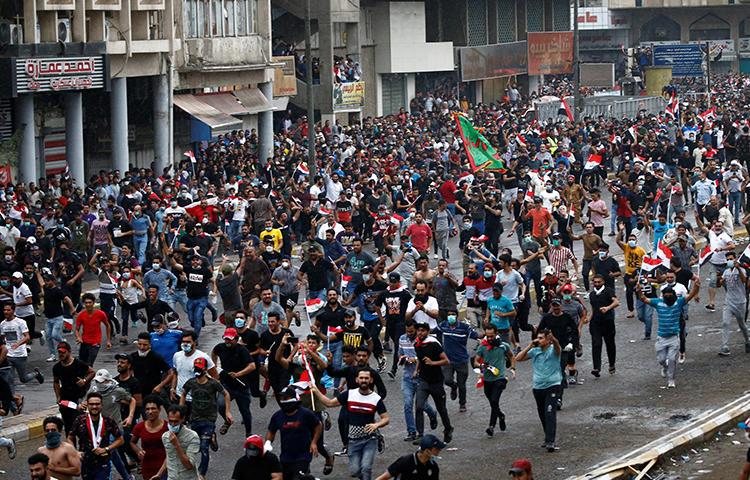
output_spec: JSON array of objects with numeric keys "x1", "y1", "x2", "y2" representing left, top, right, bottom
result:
[
  {"x1": 467, "y1": 0, "x2": 487, "y2": 46},
  {"x1": 496, "y1": 0, "x2": 515, "y2": 43},
  {"x1": 184, "y1": 0, "x2": 257, "y2": 38},
  {"x1": 526, "y1": 0, "x2": 544, "y2": 33}
]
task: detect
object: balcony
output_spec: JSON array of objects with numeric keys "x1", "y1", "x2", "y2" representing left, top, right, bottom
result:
[{"x1": 609, "y1": 0, "x2": 737, "y2": 8}]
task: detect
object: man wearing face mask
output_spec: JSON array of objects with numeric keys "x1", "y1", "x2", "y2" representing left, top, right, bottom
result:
[
  {"x1": 37, "y1": 416, "x2": 81, "y2": 480},
  {"x1": 212, "y1": 328, "x2": 255, "y2": 436},
  {"x1": 152, "y1": 404, "x2": 200, "y2": 480},
  {"x1": 587, "y1": 274, "x2": 620, "y2": 377},
  {"x1": 616, "y1": 228, "x2": 646, "y2": 319},
  {"x1": 716, "y1": 251, "x2": 750, "y2": 356},
  {"x1": 375, "y1": 273, "x2": 413, "y2": 379},
  {"x1": 592, "y1": 243, "x2": 621, "y2": 291},
  {"x1": 439, "y1": 309, "x2": 479, "y2": 413},
  {"x1": 312, "y1": 369, "x2": 390, "y2": 480},
  {"x1": 89, "y1": 210, "x2": 112, "y2": 256},
  {"x1": 413, "y1": 323, "x2": 452, "y2": 444},
  {"x1": 696, "y1": 218, "x2": 735, "y2": 312},
  {"x1": 637, "y1": 278, "x2": 699, "y2": 388},
  {"x1": 143, "y1": 257, "x2": 178, "y2": 303},
  {"x1": 375, "y1": 433, "x2": 445, "y2": 480},
  {"x1": 231, "y1": 434, "x2": 282, "y2": 480},
  {"x1": 170, "y1": 331, "x2": 218, "y2": 405},
  {"x1": 538, "y1": 298, "x2": 579, "y2": 408},
  {"x1": 474, "y1": 323, "x2": 514, "y2": 437},
  {"x1": 130, "y1": 332, "x2": 173, "y2": 401}
]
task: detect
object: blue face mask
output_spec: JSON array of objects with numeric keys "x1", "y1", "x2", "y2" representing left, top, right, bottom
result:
[
  {"x1": 483, "y1": 271, "x2": 493, "y2": 279},
  {"x1": 447, "y1": 315, "x2": 457, "y2": 325},
  {"x1": 234, "y1": 318, "x2": 246, "y2": 329},
  {"x1": 181, "y1": 343, "x2": 192, "y2": 353},
  {"x1": 167, "y1": 424, "x2": 181, "y2": 434},
  {"x1": 152, "y1": 264, "x2": 161, "y2": 271}
]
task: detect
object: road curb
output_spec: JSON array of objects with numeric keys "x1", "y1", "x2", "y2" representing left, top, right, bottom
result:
[
  {"x1": 3, "y1": 406, "x2": 59, "y2": 445},
  {"x1": 570, "y1": 392, "x2": 750, "y2": 479}
]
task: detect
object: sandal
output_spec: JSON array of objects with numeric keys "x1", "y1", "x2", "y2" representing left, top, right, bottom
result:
[
  {"x1": 16, "y1": 395, "x2": 24, "y2": 415},
  {"x1": 219, "y1": 421, "x2": 231, "y2": 435},
  {"x1": 323, "y1": 458, "x2": 334, "y2": 475}
]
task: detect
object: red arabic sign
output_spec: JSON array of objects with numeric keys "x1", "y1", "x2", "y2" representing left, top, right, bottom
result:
[
  {"x1": 527, "y1": 32, "x2": 574, "y2": 75},
  {"x1": 15, "y1": 56, "x2": 106, "y2": 94}
]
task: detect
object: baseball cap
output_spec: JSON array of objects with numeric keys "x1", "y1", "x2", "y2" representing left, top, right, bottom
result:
[
  {"x1": 550, "y1": 296, "x2": 562, "y2": 305},
  {"x1": 57, "y1": 341, "x2": 71, "y2": 352},
  {"x1": 509, "y1": 459, "x2": 532, "y2": 475},
  {"x1": 361, "y1": 266, "x2": 374, "y2": 274},
  {"x1": 543, "y1": 265, "x2": 555, "y2": 276},
  {"x1": 419, "y1": 434, "x2": 446, "y2": 450},
  {"x1": 193, "y1": 357, "x2": 208, "y2": 370},
  {"x1": 223, "y1": 328, "x2": 239, "y2": 340},
  {"x1": 114, "y1": 353, "x2": 130, "y2": 361},
  {"x1": 388, "y1": 272, "x2": 400, "y2": 283},
  {"x1": 94, "y1": 369, "x2": 113, "y2": 383},
  {"x1": 11, "y1": 272, "x2": 22, "y2": 279}
]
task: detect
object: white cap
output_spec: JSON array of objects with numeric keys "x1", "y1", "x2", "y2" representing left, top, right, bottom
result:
[
  {"x1": 544, "y1": 266, "x2": 555, "y2": 276},
  {"x1": 94, "y1": 369, "x2": 113, "y2": 383},
  {"x1": 11, "y1": 272, "x2": 22, "y2": 279}
]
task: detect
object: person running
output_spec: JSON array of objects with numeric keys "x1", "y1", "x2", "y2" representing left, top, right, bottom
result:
[
  {"x1": 152, "y1": 404, "x2": 200, "y2": 480},
  {"x1": 587, "y1": 274, "x2": 619, "y2": 377},
  {"x1": 37, "y1": 272, "x2": 76, "y2": 362},
  {"x1": 484, "y1": 284, "x2": 516, "y2": 348},
  {"x1": 0, "y1": 302, "x2": 44, "y2": 396},
  {"x1": 231, "y1": 434, "x2": 282, "y2": 480},
  {"x1": 374, "y1": 434, "x2": 445, "y2": 480},
  {"x1": 74, "y1": 292, "x2": 112, "y2": 366},
  {"x1": 397, "y1": 322, "x2": 437, "y2": 442},
  {"x1": 559, "y1": 284, "x2": 586, "y2": 381},
  {"x1": 37, "y1": 417, "x2": 81, "y2": 480},
  {"x1": 695, "y1": 218, "x2": 735, "y2": 312},
  {"x1": 716, "y1": 251, "x2": 750, "y2": 356},
  {"x1": 637, "y1": 278, "x2": 699, "y2": 388},
  {"x1": 616, "y1": 227, "x2": 645, "y2": 319},
  {"x1": 438, "y1": 310, "x2": 479, "y2": 412},
  {"x1": 413, "y1": 322, "x2": 453, "y2": 444},
  {"x1": 67, "y1": 391, "x2": 124, "y2": 480},
  {"x1": 312, "y1": 369, "x2": 390, "y2": 480},
  {"x1": 475, "y1": 323, "x2": 514, "y2": 437},
  {"x1": 211, "y1": 328, "x2": 255, "y2": 436},
  {"x1": 52, "y1": 340, "x2": 95, "y2": 433},
  {"x1": 130, "y1": 396, "x2": 168, "y2": 480},
  {"x1": 515, "y1": 329, "x2": 563, "y2": 452}
]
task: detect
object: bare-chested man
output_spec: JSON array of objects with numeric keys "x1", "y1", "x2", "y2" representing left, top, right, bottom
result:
[
  {"x1": 37, "y1": 417, "x2": 81, "y2": 480},
  {"x1": 411, "y1": 256, "x2": 436, "y2": 292}
]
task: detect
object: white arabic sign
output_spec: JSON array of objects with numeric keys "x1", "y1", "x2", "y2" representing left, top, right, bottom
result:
[{"x1": 16, "y1": 56, "x2": 106, "y2": 94}]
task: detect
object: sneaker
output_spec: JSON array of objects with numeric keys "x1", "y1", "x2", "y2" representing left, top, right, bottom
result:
[
  {"x1": 499, "y1": 414, "x2": 506, "y2": 432},
  {"x1": 411, "y1": 434, "x2": 423, "y2": 446},
  {"x1": 259, "y1": 391, "x2": 267, "y2": 409},
  {"x1": 459, "y1": 405, "x2": 467, "y2": 412},
  {"x1": 34, "y1": 368, "x2": 44, "y2": 384},
  {"x1": 7, "y1": 438, "x2": 16, "y2": 459},
  {"x1": 567, "y1": 375, "x2": 577, "y2": 385},
  {"x1": 377, "y1": 432, "x2": 385, "y2": 453},
  {"x1": 46, "y1": 355, "x2": 56, "y2": 362},
  {"x1": 429, "y1": 415, "x2": 438, "y2": 430},
  {"x1": 643, "y1": 335, "x2": 651, "y2": 341},
  {"x1": 39, "y1": 331, "x2": 46, "y2": 346},
  {"x1": 387, "y1": 370, "x2": 396, "y2": 380},
  {"x1": 335, "y1": 447, "x2": 348, "y2": 456},
  {"x1": 719, "y1": 347, "x2": 731, "y2": 356},
  {"x1": 678, "y1": 352, "x2": 685, "y2": 364},
  {"x1": 591, "y1": 370, "x2": 600, "y2": 378},
  {"x1": 705, "y1": 304, "x2": 716, "y2": 312},
  {"x1": 667, "y1": 380, "x2": 676, "y2": 388},
  {"x1": 433, "y1": 253, "x2": 438, "y2": 260},
  {"x1": 443, "y1": 427, "x2": 453, "y2": 444},
  {"x1": 377, "y1": 356, "x2": 387, "y2": 372},
  {"x1": 403, "y1": 433, "x2": 417, "y2": 442},
  {"x1": 450, "y1": 385, "x2": 458, "y2": 401},
  {"x1": 485, "y1": 427, "x2": 494, "y2": 437},
  {"x1": 661, "y1": 366, "x2": 667, "y2": 378},
  {"x1": 546, "y1": 443, "x2": 559, "y2": 452},
  {"x1": 575, "y1": 344, "x2": 583, "y2": 358}
]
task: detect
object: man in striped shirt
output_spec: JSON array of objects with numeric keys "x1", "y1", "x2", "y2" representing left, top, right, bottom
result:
[
  {"x1": 547, "y1": 233, "x2": 578, "y2": 277},
  {"x1": 637, "y1": 278, "x2": 699, "y2": 389}
]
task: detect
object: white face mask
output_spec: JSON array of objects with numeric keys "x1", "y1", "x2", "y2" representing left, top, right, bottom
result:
[
  {"x1": 593, "y1": 286, "x2": 605, "y2": 294},
  {"x1": 137, "y1": 350, "x2": 149, "y2": 357},
  {"x1": 282, "y1": 261, "x2": 290, "y2": 269}
]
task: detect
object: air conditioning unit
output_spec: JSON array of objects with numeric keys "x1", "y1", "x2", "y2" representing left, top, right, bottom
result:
[
  {"x1": 0, "y1": 20, "x2": 23, "y2": 45},
  {"x1": 57, "y1": 18, "x2": 72, "y2": 43}
]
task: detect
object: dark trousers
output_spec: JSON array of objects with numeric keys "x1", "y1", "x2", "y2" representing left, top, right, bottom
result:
[
  {"x1": 679, "y1": 314, "x2": 687, "y2": 354},
  {"x1": 59, "y1": 404, "x2": 81, "y2": 434},
  {"x1": 415, "y1": 379, "x2": 452, "y2": 435},
  {"x1": 388, "y1": 322, "x2": 405, "y2": 375},
  {"x1": 218, "y1": 385, "x2": 253, "y2": 436},
  {"x1": 100, "y1": 292, "x2": 120, "y2": 335},
  {"x1": 511, "y1": 301, "x2": 534, "y2": 344},
  {"x1": 532, "y1": 384, "x2": 561, "y2": 444},
  {"x1": 582, "y1": 259, "x2": 593, "y2": 291},
  {"x1": 79, "y1": 343, "x2": 101, "y2": 367},
  {"x1": 590, "y1": 318, "x2": 616, "y2": 372},
  {"x1": 281, "y1": 460, "x2": 311, "y2": 480},
  {"x1": 338, "y1": 406, "x2": 349, "y2": 447},
  {"x1": 20, "y1": 314, "x2": 41, "y2": 340},
  {"x1": 483, "y1": 378, "x2": 507, "y2": 428},
  {"x1": 624, "y1": 273, "x2": 636, "y2": 312},
  {"x1": 523, "y1": 268, "x2": 542, "y2": 310},
  {"x1": 364, "y1": 319, "x2": 383, "y2": 358}
]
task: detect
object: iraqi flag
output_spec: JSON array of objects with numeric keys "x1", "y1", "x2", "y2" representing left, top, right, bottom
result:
[
  {"x1": 327, "y1": 325, "x2": 344, "y2": 336},
  {"x1": 699, "y1": 244, "x2": 714, "y2": 267},
  {"x1": 390, "y1": 213, "x2": 404, "y2": 225},
  {"x1": 318, "y1": 207, "x2": 333, "y2": 216},
  {"x1": 640, "y1": 255, "x2": 664, "y2": 272},
  {"x1": 558, "y1": 98, "x2": 574, "y2": 122},
  {"x1": 698, "y1": 106, "x2": 716, "y2": 125},
  {"x1": 296, "y1": 163, "x2": 310, "y2": 176},
  {"x1": 665, "y1": 93, "x2": 679, "y2": 119},
  {"x1": 656, "y1": 241, "x2": 673, "y2": 264},
  {"x1": 184, "y1": 196, "x2": 219, "y2": 220},
  {"x1": 516, "y1": 134, "x2": 528, "y2": 148},
  {"x1": 184, "y1": 150, "x2": 196, "y2": 163},
  {"x1": 584, "y1": 154, "x2": 602, "y2": 171},
  {"x1": 291, "y1": 368, "x2": 313, "y2": 391},
  {"x1": 305, "y1": 298, "x2": 325, "y2": 317},
  {"x1": 627, "y1": 126, "x2": 638, "y2": 143},
  {"x1": 738, "y1": 242, "x2": 750, "y2": 266},
  {"x1": 341, "y1": 274, "x2": 353, "y2": 291}
]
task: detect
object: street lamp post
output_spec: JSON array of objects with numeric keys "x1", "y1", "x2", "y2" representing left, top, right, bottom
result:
[{"x1": 305, "y1": 0, "x2": 317, "y2": 177}]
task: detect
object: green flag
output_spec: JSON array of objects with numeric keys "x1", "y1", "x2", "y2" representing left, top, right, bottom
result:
[{"x1": 454, "y1": 114, "x2": 506, "y2": 172}]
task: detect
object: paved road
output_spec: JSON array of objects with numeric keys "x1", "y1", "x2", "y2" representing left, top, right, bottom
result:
[{"x1": 3, "y1": 214, "x2": 750, "y2": 480}]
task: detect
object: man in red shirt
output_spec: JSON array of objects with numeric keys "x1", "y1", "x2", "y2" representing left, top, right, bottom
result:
[
  {"x1": 524, "y1": 197, "x2": 552, "y2": 246},
  {"x1": 438, "y1": 177, "x2": 458, "y2": 215},
  {"x1": 405, "y1": 213, "x2": 433, "y2": 254},
  {"x1": 74, "y1": 292, "x2": 111, "y2": 367}
]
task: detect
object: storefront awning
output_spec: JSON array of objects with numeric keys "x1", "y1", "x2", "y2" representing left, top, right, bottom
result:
[
  {"x1": 271, "y1": 96, "x2": 289, "y2": 111},
  {"x1": 232, "y1": 88, "x2": 275, "y2": 114},
  {"x1": 173, "y1": 94, "x2": 242, "y2": 134},
  {"x1": 195, "y1": 93, "x2": 250, "y2": 116}
]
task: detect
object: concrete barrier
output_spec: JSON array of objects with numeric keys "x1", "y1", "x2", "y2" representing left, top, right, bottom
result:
[{"x1": 2, "y1": 406, "x2": 59, "y2": 444}]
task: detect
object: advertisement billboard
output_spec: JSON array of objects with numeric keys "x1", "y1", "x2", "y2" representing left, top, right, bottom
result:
[
  {"x1": 580, "y1": 63, "x2": 615, "y2": 88},
  {"x1": 653, "y1": 44, "x2": 704, "y2": 77},
  {"x1": 459, "y1": 41, "x2": 527, "y2": 82},
  {"x1": 272, "y1": 56, "x2": 297, "y2": 97},
  {"x1": 333, "y1": 81, "x2": 365, "y2": 111},
  {"x1": 528, "y1": 32, "x2": 574, "y2": 75}
]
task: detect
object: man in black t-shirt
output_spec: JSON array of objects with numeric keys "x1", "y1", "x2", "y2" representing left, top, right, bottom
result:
[
  {"x1": 592, "y1": 243, "x2": 621, "y2": 290},
  {"x1": 413, "y1": 323, "x2": 453, "y2": 444},
  {"x1": 130, "y1": 332, "x2": 172, "y2": 400},
  {"x1": 375, "y1": 273, "x2": 412, "y2": 378},
  {"x1": 39, "y1": 273, "x2": 76, "y2": 361},
  {"x1": 328, "y1": 311, "x2": 373, "y2": 352},
  {"x1": 180, "y1": 255, "x2": 213, "y2": 337},
  {"x1": 231, "y1": 434, "x2": 282, "y2": 480},
  {"x1": 313, "y1": 289, "x2": 347, "y2": 369},
  {"x1": 52, "y1": 341, "x2": 94, "y2": 433},
  {"x1": 377, "y1": 433, "x2": 445, "y2": 480},
  {"x1": 259, "y1": 312, "x2": 293, "y2": 400},
  {"x1": 588, "y1": 275, "x2": 620, "y2": 378},
  {"x1": 212, "y1": 328, "x2": 256, "y2": 436},
  {"x1": 298, "y1": 248, "x2": 336, "y2": 300}
]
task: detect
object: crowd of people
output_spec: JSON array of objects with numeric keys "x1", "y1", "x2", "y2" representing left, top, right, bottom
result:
[{"x1": 4, "y1": 72, "x2": 750, "y2": 480}]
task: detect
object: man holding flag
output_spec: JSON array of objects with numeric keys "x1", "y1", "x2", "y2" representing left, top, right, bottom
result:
[{"x1": 696, "y1": 218, "x2": 736, "y2": 312}]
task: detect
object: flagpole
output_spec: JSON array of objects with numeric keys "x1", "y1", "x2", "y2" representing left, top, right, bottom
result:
[{"x1": 301, "y1": 350, "x2": 316, "y2": 410}]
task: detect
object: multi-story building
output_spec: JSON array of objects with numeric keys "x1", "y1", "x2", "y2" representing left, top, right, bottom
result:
[
  {"x1": 608, "y1": 0, "x2": 750, "y2": 73},
  {"x1": 0, "y1": 0, "x2": 276, "y2": 185}
]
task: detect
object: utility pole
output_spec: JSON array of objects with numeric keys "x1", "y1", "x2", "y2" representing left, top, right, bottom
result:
[
  {"x1": 305, "y1": 0, "x2": 317, "y2": 177},
  {"x1": 572, "y1": 0, "x2": 581, "y2": 122},
  {"x1": 705, "y1": 41, "x2": 712, "y2": 108}
]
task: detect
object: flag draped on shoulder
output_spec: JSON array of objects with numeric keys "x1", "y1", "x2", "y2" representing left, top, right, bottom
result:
[
  {"x1": 665, "y1": 92, "x2": 679, "y2": 119},
  {"x1": 584, "y1": 154, "x2": 602, "y2": 170},
  {"x1": 454, "y1": 113, "x2": 507, "y2": 173}
]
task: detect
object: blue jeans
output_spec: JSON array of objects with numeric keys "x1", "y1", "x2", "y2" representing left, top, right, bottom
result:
[
  {"x1": 348, "y1": 436, "x2": 377, "y2": 480},
  {"x1": 169, "y1": 289, "x2": 188, "y2": 315},
  {"x1": 636, "y1": 299, "x2": 653, "y2": 338},
  {"x1": 218, "y1": 386, "x2": 252, "y2": 436},
  {"x1": 229, "y1": 220, "x2": 243, "y2": 242},
  {"x1": 190, "y1": 420, "x2": 215, "y2": 476},
  {"x1": 401, "y1": 374, "x2": 437, "y2": 435},
  {"x1": 186, "y1": 297, "x2": 208, "y2": 337},
  {"x1": 133, "y1": 234, "x2": 148, "y2": 264},
  {"x1": 46, "y1": 316, "x2": 64, "y2": 356},
  {"x1": 82, "y1": 461, "x2": 111, "y2": 480},
  {"x1": 324, "y1": 340, "x2": 343, "y2": 370},
  {"x1": 730, "y1": 191, "x2": 742, "y2": 223}
]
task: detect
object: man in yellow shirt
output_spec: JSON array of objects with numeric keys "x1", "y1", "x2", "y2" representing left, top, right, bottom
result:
[
  {"x1": 616, "y1": 223, "x2": 645, "y2": 319},
  {"x1": 259, "y1": 219, "x2": 283, "y2": 252}
]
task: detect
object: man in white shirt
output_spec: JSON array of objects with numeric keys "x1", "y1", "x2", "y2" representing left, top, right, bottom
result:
[
  {"x1": 0, "y1": 303, "x2": 44, "y2": 395},
  {"x1": 405, "y1": 280, "x2": 440, "y2": 331},
  {"x1": 324, "y1": 170, "x2": 344, "y2": 204},
  {"x1": 701, "y1": 220, "x2": 736, "y2": 312},
  {"x1": 0, "y1": 219, "x2": 20, "y2": 249},
  {"x1": 170, "y1": 331, "x2": 218, "y2": 403},
  {"x1": 11, "y1": 272, "x2": 40, "y2": 344}
]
